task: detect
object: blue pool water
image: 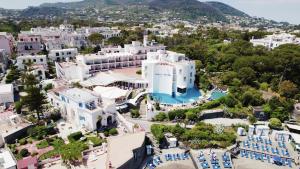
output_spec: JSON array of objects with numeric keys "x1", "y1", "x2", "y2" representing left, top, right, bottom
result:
[
  {"x1": 210, "y1": 90, "x2": 227, "y2": 100},
  {"x1": 150, "y1": 87, "x2": 201, "y2": 104}
]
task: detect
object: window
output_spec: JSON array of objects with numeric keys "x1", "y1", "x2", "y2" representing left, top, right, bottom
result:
[
  {"x1": 79, "y1": 103, "x2": 83, "y2": 108},
  {"x1": 33, "y1": 59, "x2": 36, "y2": 62},
  {"x1": 31, "y1": 38, "x2": 33, "y2": 42},
  {"x1": 62, "y1": 52, "x2": 64, "y2": 55},
  {"x1": 184, "y1": 76, "x2": 186, "y2": 81},
  {"x1": 190, "y1": 79, "x2": 192, "y2": 83},
  {"x1": 56, "y1": 52, "x2": 59, "y2": 56},
  {"x1": 40, "y1": 59, "x2": 43, "y2": 62},
  {"x1": 179, "y1": 69, "x2": 182, "y2": 74},
  {"x1": 177, "y1": 87, "x2": 187, "y2": 94},
  {"x1": 190, "y1": 72, "x2": 192, "y2": 77}
]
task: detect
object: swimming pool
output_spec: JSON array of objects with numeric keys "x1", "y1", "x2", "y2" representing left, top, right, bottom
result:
[
  {"x1": 150, "y1": 87, "x2": 201, "y2": 104},
  {"x1": 210, "y1": 90, "x2": 227, "y2": 100}
]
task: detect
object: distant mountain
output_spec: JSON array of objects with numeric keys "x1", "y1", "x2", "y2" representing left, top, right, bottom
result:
[
  {"x1": 38, "y1": 0, "x2": 249, "y2": 22},
  {"x1": 205, "y1": 1, "x2": 248, "y2": 17}
]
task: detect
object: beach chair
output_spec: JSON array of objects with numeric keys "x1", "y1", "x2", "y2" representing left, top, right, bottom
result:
[
  {"x1": 267, "y1": 155, "x2": 271, "y2": 163},
  {"x1": 173, "y1": 154, "x2": 177, "y2": 161},
  {"x1": 287, "y1": 159, "x2": 292, "y2": 168}
]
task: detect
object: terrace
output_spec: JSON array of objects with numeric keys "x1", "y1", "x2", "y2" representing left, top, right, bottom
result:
[{"x1": 236, "y1": 132, "x2": 297, "y2": 169}]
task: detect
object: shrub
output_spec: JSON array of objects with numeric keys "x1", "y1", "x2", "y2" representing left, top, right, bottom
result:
[
  {"x1": 104, "y1": 131, "x2": 109, "y2": 137},
  {"x1": 36, "y1": 140, "x2": 49, "y2": 149},
  {"x1": 154, "y1": 112, "x2": 167, "y2": 121},
  {"x1": 109, "y1": 128, "x2": 118, "y2": 136},
  {"x1": 248, "y1": 115, "x2": 257, "y2": 124},
  {"x1": 186, "y1": 111, "x2": 198, "y2": 121},
  {"x1": 27, "y1": 125, "x2": 48, "y2": 140},
  {"x1": 130, "y1": 109, "x2": 140, "y2": 118},
  {"x1": 67, "y1": 131, "x2": 83, "y2": 142},
  {"x1": 168, "y1": 109, "x2": 186, "y2": 121},
  {"x1": 269, "y1": 118, "x2": 282, "y2": 129},
  {"x1": 19, "y1": 138, "x2": 27, "y2": 145},
  {"x1": 20, "y1": 148, "x2": 30, "y2": 157},
  {"x1": 87, "y1": 137, "x2": 103, "y2": 147}
]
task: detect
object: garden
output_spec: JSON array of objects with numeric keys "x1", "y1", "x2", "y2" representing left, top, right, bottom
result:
[{"x1": 151, "y1": 122, "x2": 237, "y2": 149}]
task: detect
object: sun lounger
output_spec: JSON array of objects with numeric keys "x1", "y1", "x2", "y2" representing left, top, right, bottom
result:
[{"x1": 287, "y1": 159, "x2": 292, "y2": 168}]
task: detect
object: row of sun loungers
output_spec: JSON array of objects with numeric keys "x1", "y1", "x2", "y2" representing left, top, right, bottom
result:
[
  {"x1": 240, "y1": 150, "x2": 292, "y2": 168},
  {"x1": 164, "y1": 153, "x2": 190, "y2": 161},
  {"x1": 242, "y1": 141, "x2": 290, "y2": 157},
  {"x1": 198, "y1": 152, "x2": 232, "y2": 169}
]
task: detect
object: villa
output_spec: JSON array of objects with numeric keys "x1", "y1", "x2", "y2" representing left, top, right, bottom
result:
[
  {"x1": 16, "y1": 32, "x2": 43, "y2": 55},
  {"x1": 47, "y1": 87, "x2": 116, "y2": 131},
  {"x1": 16, "y1": 55, "x2": 47, "y2": 70},
  {"x1": 250, "y1": 33, "x2": 300, "y2": 50},
  {"x1": 142, "y1": 50, "x2": 195, "y2": 97}
]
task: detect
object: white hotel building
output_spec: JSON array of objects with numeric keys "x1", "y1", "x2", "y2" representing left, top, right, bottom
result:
[
  {"x1": 250, "y1": 33, "x2": 300, "y2": 50},
  {"x1": 47, "y1": 87, "x2": 116, "y2": 131},
  {"x1": 56, "y1": 38, "x2": 165, "y2": 81},
  {"x1": 142, "y1": 50, "x2": 195, "y2": 97}
]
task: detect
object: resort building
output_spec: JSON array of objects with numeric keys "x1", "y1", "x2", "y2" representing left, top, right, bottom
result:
[
  {"x1": 0, "y1": 32, "x2": 14, "y2": 56},
  {"x1": 142, "y1": 50, "x2": 195, "y2": 97},
  {"x1": 16, "y1": 55, "x2": 47, "y2": 70},
  {"x1": 106, "y1": 132, "x2": 146, "y2": 169},
  {"x1": 0, "y1": 84, "x2": 14, "y2": 104},
  {"x1": 55, "y1": 38, "x2": 165, "y2": 81},
  {"x1": 0, "y1": 148, "x2": 17, "y2": 169},
  {"x1": 48, "y1": 48, "x2": 78, "y2": 62},
  {"x1": 47, "y1": 87, "x2": 116, "y2": 131},
  {"x1": 0, "y1": 49, "x2": 8, "y2": 74},
  {"x1": 250, "y1": 33, "x2": 300, "y2": 50}
]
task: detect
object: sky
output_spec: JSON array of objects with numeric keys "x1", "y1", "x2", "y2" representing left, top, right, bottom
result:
[{"x1": 0, "y1": 0, "x2": 299, "y2": 24}]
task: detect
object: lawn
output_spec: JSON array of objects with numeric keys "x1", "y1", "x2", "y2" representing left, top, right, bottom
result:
[{"x1": 36, "y1": 140, "x2": 49, "y2": 149}]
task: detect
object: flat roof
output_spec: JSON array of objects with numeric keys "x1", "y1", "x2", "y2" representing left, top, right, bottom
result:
[
  {"x1": 0, "y1": 149, "x2": 16, "y2": 169},
  {"x1": 107, "y1": 132, "x2": 145, "y2": 168},
  {"x1": 0, "y1": 84, "x2": 13, "y2": 93},
  {"x1": 61, "y1": 88, "x2": 98, "y2": 103},
  {"x1": 291, "y1": 133, "x2": 300, "y2": 144},
  {"x1": 93, "y1": 86, "x2": 128, "y2": 100},
  {"x1": 287, "y1": 124, "x2": 300, "y2": 131}
]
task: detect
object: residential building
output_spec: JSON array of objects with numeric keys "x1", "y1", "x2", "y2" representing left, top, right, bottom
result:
[
  {"x1": 0, "y1": 49, "x2": 8, "y2": 74},
  {"x1": 48, "y1": 48, "x2": 78, "y2": 62},
  {"x1": 0, "y1": 84, "x2": 14, "y2": 104},
  {"x1": 0, "y1": 148, "x2": 17, "y2": 169},
  {"x1": 250, "y1": 33, "x2": 300, "y2": 50},
  {"x1": 142, "y1": 50, "x2": 195, "y2": 97},
  {"x1": 47, "y1": 87, "x2": 116, "y2": 131},
  {"x1": 0, "y1": 32, "x2": 14, "y2": 56},
  {"x1": 76, "y1": 26, "x2": 121, "y2": 39},
  {"x1": 16, "y1": 55, "x2": 47, "y2": 70},
  {"x1": 16, "y1": 32, "x2": 43, "y2": 55},
  {"x1": 106, "y1": 132, "x2": 146, "y2": 169}
]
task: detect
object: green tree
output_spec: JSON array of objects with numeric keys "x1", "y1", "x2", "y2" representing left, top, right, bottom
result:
[
  {"x1": 154, "y1": 112, "x2": 167, "y2": 121},
  {"x1": 238, "y1": 67, "x2": 256, "y2": 85},
  {"x1": 88, "y1": 33, "x2": 104, "y2": 45},
  {"x1": 279, "y1": 80, "x2": 298, "y2": 98}
]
